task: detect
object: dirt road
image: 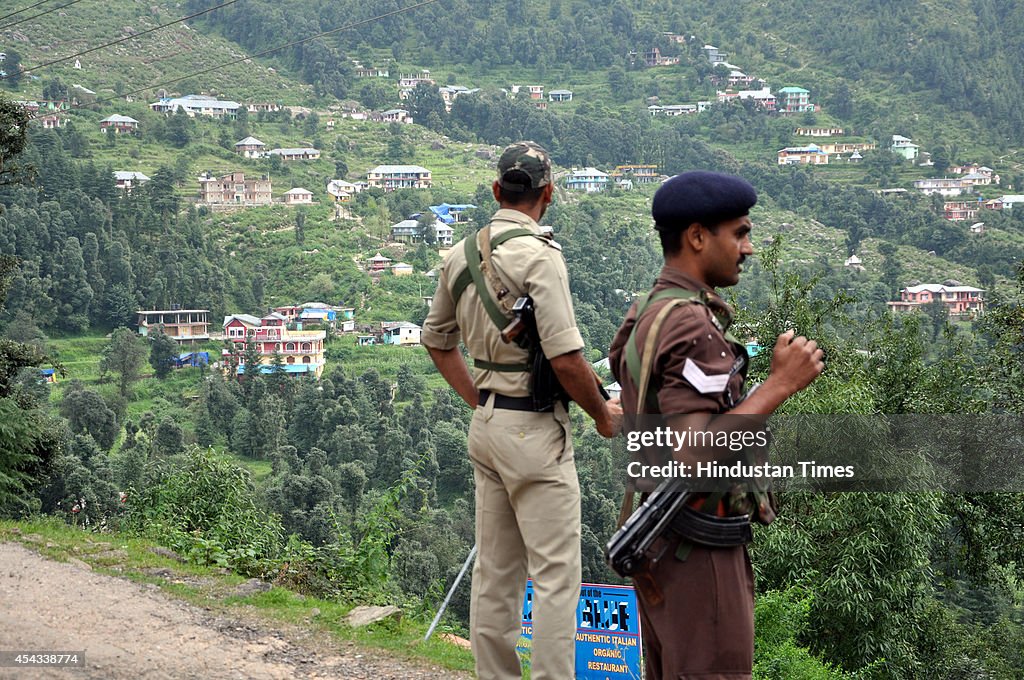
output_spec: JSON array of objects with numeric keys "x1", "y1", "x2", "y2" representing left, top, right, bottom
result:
[{"x1": 0, "y1": 542, "x2": 471, "y2": 679}]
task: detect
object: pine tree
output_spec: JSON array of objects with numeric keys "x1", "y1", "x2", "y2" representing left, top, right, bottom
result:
[
  {"x1": 0, "y1": 96, "x2": 29, "y2": 184},
  {"x1": 148, "y1": 330, "x2": 178, "y2": 379},
  {"x1": 52, "y1": 237, "x2": 94, "y2": 332},
  {"x1": 100, "y1": 327, "x2": 147, "y2": 399}
]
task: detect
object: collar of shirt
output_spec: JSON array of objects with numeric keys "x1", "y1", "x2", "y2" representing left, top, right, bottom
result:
[
  {"x1": 655, "y1": 264, "x2": 735, "y2": 324},
  {"x1": 489, "y1": 208, "x2": 543, "y2": 234}
]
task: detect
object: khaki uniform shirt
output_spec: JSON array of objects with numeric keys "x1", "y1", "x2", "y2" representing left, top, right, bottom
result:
[{"x1": 421, "y1": 208, "x2": 585, "y2": 398}]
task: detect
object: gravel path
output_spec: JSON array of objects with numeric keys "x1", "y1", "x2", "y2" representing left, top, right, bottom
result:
[{"x1": 0, "y1": 542, "x2": 472, "y2": 679}]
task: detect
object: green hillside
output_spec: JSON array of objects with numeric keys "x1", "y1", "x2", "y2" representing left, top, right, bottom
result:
[
  {"x1": 3, "y1": 3, "x2": 1024, "y2": 677},
  {"x1": 177, "y1": 0, "x2": 1024, "y2": 156},
  {"x1": 0, "y1": 0, "x2": 314, "y2": 102}
]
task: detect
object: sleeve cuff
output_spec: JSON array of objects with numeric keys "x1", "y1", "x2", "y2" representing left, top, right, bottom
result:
[
  {"x1": 421, "y1": 328, "x2": 461, "y2": 350},
  {"x1": 540, "y1": 326, "x2": 585, "y2": 359}
]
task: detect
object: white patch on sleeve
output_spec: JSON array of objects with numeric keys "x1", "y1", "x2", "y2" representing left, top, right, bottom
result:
[{"x1": 682, "y1": 358, "x2": 730, "y2": 395}]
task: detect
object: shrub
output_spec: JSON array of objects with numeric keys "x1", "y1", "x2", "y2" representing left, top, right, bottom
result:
[{"x1": 127, "y1": 446, "x2": 283, "y2": 575}]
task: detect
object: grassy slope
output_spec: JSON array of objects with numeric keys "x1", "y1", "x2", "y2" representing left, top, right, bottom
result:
[
  {"x1": 1, "y1": 0, "x2": 314, "y2": 103},
  {"x1": 752, "y1": 205, "x2": 983, "y2": 284},
  {"x1": 66, "y1": 110, "x2": 499, "y2": 198}
]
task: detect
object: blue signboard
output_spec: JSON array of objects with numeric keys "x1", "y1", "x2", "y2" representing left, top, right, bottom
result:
[{"x1": 517, "y1": 580, "x2": 642, "y2": 679}]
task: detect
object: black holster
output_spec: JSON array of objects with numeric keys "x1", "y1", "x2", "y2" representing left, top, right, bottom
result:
[
  {"x1": 530, "y1": 350, "x2": 569, "y2": 412},
  {"x1": 668, "y1": 504, "x2": 753, "y2": 548}
]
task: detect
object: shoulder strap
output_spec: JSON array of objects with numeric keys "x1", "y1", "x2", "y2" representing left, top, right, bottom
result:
[
  {"x1": 616, "y1": 293, "x2": 700, "y2": 530},
  {"x1": 625, "y1": 289, "x2": 702, "y2": 413},
  {"x1": 640, "y1": 287, "x2": 743, "y2": 345},
  {"x1": 634, "y1": 298, "x2": 693, "y2": 416},
  {"x1": 491, "y1": 228, "x2": 534, "y2": 249},
  {"x1": 479, "y1": 224, "x2": 517, "y2": 317},
  {"x1": 453, "y1": 226, "x2": 537, "y2": 374},
  {"x1": 463, "y1": 230, "x2": 509, "y2": 329},
  {"x1": 452, "y1": 227, "x2": 534, "y2": 310}
]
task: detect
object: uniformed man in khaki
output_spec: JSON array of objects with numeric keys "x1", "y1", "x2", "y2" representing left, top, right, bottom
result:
[
  {"x1": 422, "y1": 141, "x2": 622, "y2": 679},
  {"x1": 609, "y1": 171, "x2": 824, "y2": 679}
]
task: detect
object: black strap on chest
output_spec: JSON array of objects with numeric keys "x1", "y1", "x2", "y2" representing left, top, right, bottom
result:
[{"x1": 451, "y1": 227, "x2": 535, "y2": 373}]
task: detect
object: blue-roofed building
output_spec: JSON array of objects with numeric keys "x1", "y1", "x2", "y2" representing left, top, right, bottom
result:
[
  {"x1": 40, "y1": 368, "x2": 57, "y2": 383},
  {"x1": 174, "y1": 351, "x2": 210, "y2": 368},
  {"x1": 429, "y1": 203, "x2": 477, "y2": 224},
  {"x1": 299, "y1": 307, "x2": 336, "y2": 324},
  {"x1": 777, "y1": 144, "x2": 829, "y2": 166}
]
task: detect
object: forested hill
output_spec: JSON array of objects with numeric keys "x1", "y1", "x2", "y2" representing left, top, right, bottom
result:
[
  {"x1": 674, "y1": 0, "x2": 1024, "y2": 145},
  {"x1": 186, "y1": 0, "x2": 1024, "y2": 147},
  {"x1": 4, "y1": 1, "x2": 1024, "y2": 676}
]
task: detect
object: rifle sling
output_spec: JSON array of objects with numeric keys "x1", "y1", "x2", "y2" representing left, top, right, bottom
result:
[{"x1": 615, "y1": 296, "x2": 694, "y2": 529}]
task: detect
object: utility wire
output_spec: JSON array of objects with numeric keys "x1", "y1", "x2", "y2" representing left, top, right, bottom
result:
[
  {"x1": 0, "y1": 0, "x2": 59, "y2": 25},
  {"x1": 87, "y1": 0, "x2": 441, "y2": 109},
  {"x1": 5, "y1": 0, "x2": 243, "y2": 79},
  {"x1": 0, "y1": 0, "x2": 85, "y2": 32}
]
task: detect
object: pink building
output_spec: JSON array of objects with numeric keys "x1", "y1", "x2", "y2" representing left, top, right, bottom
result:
[
  {"x1": 943, "y1": 201, "x2": 980, "y2": 221},
  {"x1": 367, "y1": 252, "x2": 393, "y2": 271},
  {"x1": 887, "y1": 284, "x2": 985, "y2": 318},
  {"x1": 222, "y1": 312, "x2": 326, "y2": 378}
]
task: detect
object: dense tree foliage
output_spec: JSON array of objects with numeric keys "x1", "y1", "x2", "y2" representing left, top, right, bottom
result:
[{"x1": 0, "y1": 255, "x2": 64, "y2": 516}]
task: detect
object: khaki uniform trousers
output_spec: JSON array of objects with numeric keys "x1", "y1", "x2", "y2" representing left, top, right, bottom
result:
[{"x1": 468, "y1": 395, "x2": 581, "y2": 680}]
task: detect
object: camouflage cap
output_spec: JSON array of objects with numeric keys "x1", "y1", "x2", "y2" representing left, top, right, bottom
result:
[{"x1": 497, "y1": 141, "x2": 552, "y2": 192}]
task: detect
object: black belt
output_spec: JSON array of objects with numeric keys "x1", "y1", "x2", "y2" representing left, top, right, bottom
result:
[{"x1": 479, "y1": 389, "x2": 544, "y2": 412}]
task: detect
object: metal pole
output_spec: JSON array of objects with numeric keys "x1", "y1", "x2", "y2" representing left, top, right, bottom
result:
[{"x1": 424, "y1": 543, "x2": 477, "y2": 641}]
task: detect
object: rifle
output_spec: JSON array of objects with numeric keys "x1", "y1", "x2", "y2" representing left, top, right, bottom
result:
[
  {"x1": 501, "y1": 295, "x2": 610, "y2": 408},
  {"x1": 605, "y1": 477, "x2": 691, "y2": 577},
  {"x1": 605, "y1": 475, "x2": 754, "y2": 578}
]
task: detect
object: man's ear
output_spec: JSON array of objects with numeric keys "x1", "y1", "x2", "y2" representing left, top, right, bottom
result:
[
  {"x1": 492, "y1": 180, "x2": 502, "y2": 202},
  {"x1": 541, "y1": 182, "x2": 554, "y2": 204},
  {"x1": 683, "y1": 222, "x2": 705, "y2": 252}
]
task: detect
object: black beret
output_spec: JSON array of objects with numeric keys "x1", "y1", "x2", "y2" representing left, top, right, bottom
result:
[{"x1": 652, "y1": 171, "x2": 757, "y2": 232}]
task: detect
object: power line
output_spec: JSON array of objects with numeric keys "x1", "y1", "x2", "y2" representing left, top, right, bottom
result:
[
  {"x1": 0, "y1": 0, "x2": 85, "y2": 32},
  {"x1": 88, "y1": 0, "x2": 441, "y2": 109},
  {"x1": 0, "y1": 0, "x2": 58, "y2": 25},
  {"x1": 5, "y1": 0, "x2": 243, "y2": 79}
]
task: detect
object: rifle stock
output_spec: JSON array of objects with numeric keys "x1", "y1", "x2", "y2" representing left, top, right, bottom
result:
[{"x1": 605, "y1": 478, "x2": 692, "y2": 577}]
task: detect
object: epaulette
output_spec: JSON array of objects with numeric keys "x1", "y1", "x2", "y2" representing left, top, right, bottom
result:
[{"x1": 532, "y1": 232, "x2": 562, "y2": 250}]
